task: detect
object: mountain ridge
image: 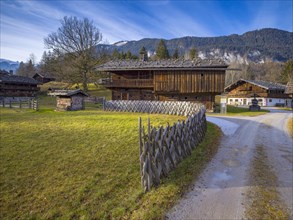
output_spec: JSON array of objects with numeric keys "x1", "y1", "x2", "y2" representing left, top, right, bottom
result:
[
  {"x1": 103, "y1": 28, "x2": 293, "y2": 63},
  {"x1": 1, "y1": 28, "x2": 292, "y2": 72}
]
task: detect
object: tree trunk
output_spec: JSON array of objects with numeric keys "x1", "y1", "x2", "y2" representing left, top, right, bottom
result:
[{"x1": 82, "y1": 71, "x2": 88, "y2": 92}]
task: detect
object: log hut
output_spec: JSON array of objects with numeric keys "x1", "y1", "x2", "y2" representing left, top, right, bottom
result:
[
  {"x1": 48, "y1": 89, "x2": 88, "y2": 111},
  {"x1": 225, "y1": 79, "x2": 291, "y2": 107},
  {"x1": 96, "y1": 59, "x2": 228, "y2": 109},
  {"x1": 0, "y1": 74, "x2": 39, "y2": 97}
]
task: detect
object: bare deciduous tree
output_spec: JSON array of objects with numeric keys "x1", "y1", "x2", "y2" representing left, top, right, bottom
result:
[{"x1": 44, "y1": 16, "x2": 102, "y2": 91}]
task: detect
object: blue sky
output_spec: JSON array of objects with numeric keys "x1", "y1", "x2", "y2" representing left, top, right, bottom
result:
[{"x1": 0, "y1": 0, "x2": 292, "y2": 62}]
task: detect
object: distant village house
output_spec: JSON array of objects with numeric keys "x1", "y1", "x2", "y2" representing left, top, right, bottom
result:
[
  {"x1": 32, "y1": 73, "x2": 55, "y2": 84},
  {"x1": 225, "y1": 79, "x2": 291, "y2": 107},
  {"x1": 0, "y1": 74, "x2": 39, "y2": 98},
  {"x1": 96, "y1": 59, "x2": 229, "y2": 109}
]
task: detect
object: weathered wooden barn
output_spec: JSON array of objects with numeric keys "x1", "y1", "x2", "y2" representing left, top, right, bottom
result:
[
  {"x1": 48, "y1": 89, "x2": 88, "y2": 111},
  {"x1": 96, "y1": 59, "x2": 228, "y2": 109},
  {"x1": 32, "y1": 73, "x2": 55, "y2": 84},
  {"x1": 225, "y1": 79, "x2": 291, "y2": 107},
  {"x1": 0, "y1": 75, "x2": 39, "y2": 97}
]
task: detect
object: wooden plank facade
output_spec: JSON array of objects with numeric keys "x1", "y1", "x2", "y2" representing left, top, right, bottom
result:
[
  {"x1": 0, "y1": 74, "x2": 39, "y2": 97},
  {"x1": 97, "y1": 59, "x2": 228, "y2": 109},
  {"x1": 225, "y1": 79, "x2": 291, "y2": 107}
]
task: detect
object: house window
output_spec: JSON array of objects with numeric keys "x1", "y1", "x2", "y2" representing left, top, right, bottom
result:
[
  {"x1": 185, "y1": 97, "x2": 187, "y2": 100},
  {"x1": 249, "y1": 86, "x2": 252, "y2": 91},
  {"x1": 235, "y1": 99, "x2": 238, "y2": 102},
  {"x1": 258, "y1": 99, "x2": 263, "y2": 102},
  {"x1": 269, "y1": 99, "x2": 272, "y2": 102},
  {"x1": 201, "y1": 73, "x2": 203, "y2": 77},
  {"x1": 230, "y1": 99, "x2": 233, "y2": 102}
]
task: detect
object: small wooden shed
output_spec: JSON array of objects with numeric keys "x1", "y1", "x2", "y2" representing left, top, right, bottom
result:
[{"x1": 49, "y1": 89, "x2": 88, "y2": 111}]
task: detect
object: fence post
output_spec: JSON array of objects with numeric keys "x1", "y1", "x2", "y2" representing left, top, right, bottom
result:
[
  {"x1": 19, "y1": 100, "x2": 22, "y2": 109},
  {"x1": 2, "y1": 100, "x2": 4, "y2": 107},
  {"x1": 9, "y1": 100, "x2": 12, "y2": 108},
  {"x1": 139, "y1": 117, "x2": 143, "y2": 175}
]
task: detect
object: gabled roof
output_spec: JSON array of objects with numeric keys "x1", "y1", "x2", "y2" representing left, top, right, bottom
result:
[
  {"x1": 0, "y1": 75, "x2": 39, "y2": 85},
  {"x1": 285, "y1": 82, "x2": 293, "y2": 94},
  {"x1": 96, "y1": 58, "x2": 228, "y2": 71},
  {"x1": 48, "y1": 89, "x2": 88, "y2": 97},
  {"x1": 225, "y1": 79, "x2": 286, "y2": 91},
  {"x1": 32, "y1": 72, "x2": 55, "y2": 79}
]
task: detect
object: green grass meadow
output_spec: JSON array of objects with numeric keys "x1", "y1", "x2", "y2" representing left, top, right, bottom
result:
[{"x1": 0, "y1": 106, "x2": 221, "y2": 219}]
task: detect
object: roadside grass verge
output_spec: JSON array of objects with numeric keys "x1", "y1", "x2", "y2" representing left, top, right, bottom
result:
[
  {"x1": 208, "y1": 105, "x2": 269, "y2": 117},
  {"x1": 245, "y1": 145, "x2": 289, "y2": 219},
  {"x1": 287, "y1": 117, "x2": 293, "y2": 138},
  {"x1": 0, "y1": 108, "x2": 221, "y2": 219}
]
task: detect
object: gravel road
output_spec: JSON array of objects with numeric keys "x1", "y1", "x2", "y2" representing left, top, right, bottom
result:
[{"x1": 166, "y1": 109, "x2": 293, "y2": 220}]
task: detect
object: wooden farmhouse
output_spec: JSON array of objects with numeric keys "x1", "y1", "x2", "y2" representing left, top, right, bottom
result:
[
  {"x1": 32, "y1": 73, "x2": 55, "y2": 84},
  {"x1": 225, "y1": 79, "x2": 291, "y2": 107},
  {"x1": 48, "y1": 89, "x2": 88, "y2": 111},
  {"x1": 0, "y1": 74, "x2": 39, "y2": 98},
  {"x1": 96, "y1": 59, "x2": 228, "y2": 109}
]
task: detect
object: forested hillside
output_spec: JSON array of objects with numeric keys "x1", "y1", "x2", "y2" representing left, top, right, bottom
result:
[{"x1": 100, "y1": 28, "x2": 293, "y2": 63}]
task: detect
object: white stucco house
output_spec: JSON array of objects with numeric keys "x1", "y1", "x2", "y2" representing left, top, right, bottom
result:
[{"x1": 225, "y1": 79, "x2": 292, "y2": 107}]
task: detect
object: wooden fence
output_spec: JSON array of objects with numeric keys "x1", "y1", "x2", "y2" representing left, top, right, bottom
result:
[
  {"x1": 0, "y1": 99, "x2": 38, "y2": 110},
  {"x1": 104, "y1": 100, "x2": 207, "y2": 192},
  {"x1": 104, "y1": 100, "x2": 203, "y2": 116},
  {"x1": 138, "y1": 108, "x2": 206, "y2": 192}
]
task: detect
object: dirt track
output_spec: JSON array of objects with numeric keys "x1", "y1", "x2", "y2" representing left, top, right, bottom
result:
[{"x1": 167, "y1": 109, "x2": 293, "y2": 220}]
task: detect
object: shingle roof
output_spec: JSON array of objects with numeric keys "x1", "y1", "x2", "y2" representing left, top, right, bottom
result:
[
  {"x1": 225, "y1": 79, "x2": 286, "y2": 91},
  {"x1": 96, "y1": 58, "x2": 228, "y2": 71},
  {"x1": 0, "y1": 75, "x2": 39, "y2": 85},
  {"x1": 285, "y1": 82, "x2": 293, "y2": 94},
  {"x1": 33, "y1": 72, "x2": 55, "y2": 79},
  {"x1": 48, "y1": 89, "x2": 88, "y2": 97}
]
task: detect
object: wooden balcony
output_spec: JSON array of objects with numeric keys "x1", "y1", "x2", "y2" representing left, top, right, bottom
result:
[{"x1": 104, "y1": 79, "x2": 153, "y2": 88}]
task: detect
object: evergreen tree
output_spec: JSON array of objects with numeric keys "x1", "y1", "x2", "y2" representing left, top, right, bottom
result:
[
  {"x1": 126, "y1": 50, "x2": 132, "y2": 60},
  {"x1": 156, "y1": 40, "x2": 169, "y2": 60},
  {"x1": 189, "y1": 47, "x2": 197, "y2": 59},
  {"x1": 139, "y1": 46, "x2": 148, "y2": 61},
  {"x1": 26, "y1": 59, "x2": 35, "y2": 76},
  {"x1": 16, "y1": 62, "x2": 26, "y2": 76},
  {"x1": 112, "y1": 48, "x2": 120, "y2": 59},
  {"x1": 16, "y1": 60, "x2": 35, "y2": 77},
  {"x1": 173, "y1": 49, "x2": 179, "y2": 59}
]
